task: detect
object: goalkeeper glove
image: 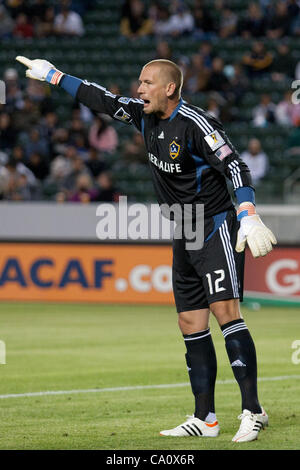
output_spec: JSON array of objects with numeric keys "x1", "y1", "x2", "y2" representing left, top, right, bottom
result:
[
  {"x1": 235, "y1": 202, "x2": 277, "y2": 258},
  {"x1": 15, "y1": 56, "x2": 64, "y2": 85}
]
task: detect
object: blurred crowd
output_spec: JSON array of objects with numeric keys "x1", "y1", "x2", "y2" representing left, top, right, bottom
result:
[
  {"x1": 0, "y1": 0, "x2": 88, "y2": 39},
  {"x1": 121, "y1": 0, "x2": 300, "y2": 40},
  {"x1": 0, "y1": 67, "x2": 120, "y2": 202},
  {"x1": 1, "y1": 0, "x2": 300, "y2": 202}
]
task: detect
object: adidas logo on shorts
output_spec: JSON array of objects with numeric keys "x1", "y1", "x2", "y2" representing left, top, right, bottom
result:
[{"x1": 231, "y1": 359, "x2": 246, "y2": 367}]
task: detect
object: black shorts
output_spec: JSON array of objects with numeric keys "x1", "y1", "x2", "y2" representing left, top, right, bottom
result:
[{"x1": 172, "y1": 210, "x2": 245, "y2": 313}]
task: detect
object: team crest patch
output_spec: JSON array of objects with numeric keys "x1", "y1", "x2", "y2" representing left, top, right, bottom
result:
[
  {"x1": 204, "y1": 130, "x2": 225, "y2": 151},
  {"x1": 169, "y1": 140, "x2": 180, "y2": 159}
]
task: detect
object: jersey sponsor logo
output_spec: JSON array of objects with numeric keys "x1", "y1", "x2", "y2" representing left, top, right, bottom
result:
[
  {"x1": 113, "y1": 107, "x2": 132, "y2": 124},
  {"x1": 169, "y1": 140, "x2": 180, "y2": 159},
  {"x1": 148, "y1": 152, "x2": 182, "y2": 173},
  {"x1": 204, "y1": 130, "x2": 225, "y2": 151}
]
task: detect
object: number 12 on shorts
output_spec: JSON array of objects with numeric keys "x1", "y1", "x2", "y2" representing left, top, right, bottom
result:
[{"x1": 205, "y1": 269, "x2": 226, "y2": 295}]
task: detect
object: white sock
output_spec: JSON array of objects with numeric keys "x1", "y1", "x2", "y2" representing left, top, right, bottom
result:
[{"x1": 205, "y1": 412, "x2": 217, "y2": 423}]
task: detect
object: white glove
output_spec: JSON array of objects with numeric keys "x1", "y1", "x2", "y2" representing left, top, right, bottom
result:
[
  {"x1": 236, "y1": 203, "x2": 277, "y2": 258},
  {"x1": 16, "y1": 56, "x2": 64, "y2": 85}
]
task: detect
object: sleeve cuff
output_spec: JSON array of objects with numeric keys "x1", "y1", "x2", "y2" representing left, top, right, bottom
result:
[
  {"x1": 59, "y1": 74, "x2": 82, "y2": 98},
  {"x1": 235, "y1": 186, "x2": 255, "y2": 206}
]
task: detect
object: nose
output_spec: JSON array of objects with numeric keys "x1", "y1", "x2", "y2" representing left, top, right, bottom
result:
[{"x1": 137, "y1": 82, "x2": 143, "y2": 95}]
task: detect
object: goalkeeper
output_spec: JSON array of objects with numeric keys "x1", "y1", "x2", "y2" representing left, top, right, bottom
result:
[{"x1": 16, "y1": 56, "x2": 276, "y2": 443}]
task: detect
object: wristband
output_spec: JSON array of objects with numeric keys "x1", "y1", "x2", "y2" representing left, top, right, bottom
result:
[
  {"x1": 237, "y1": 202, "x2": 256, "y2": 221},
  {"x1": 45, "y1": 68, "x2": 64, "y2": 85}
]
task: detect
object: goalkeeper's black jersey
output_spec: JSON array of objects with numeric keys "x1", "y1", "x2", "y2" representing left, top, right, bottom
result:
[{"x1": 75, "y1": 79, "x2": 252, "y2": 217}]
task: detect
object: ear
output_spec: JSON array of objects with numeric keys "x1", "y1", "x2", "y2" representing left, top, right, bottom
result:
[{"x1": 166, "y1": 82, "x2": 176, "y2": 97}]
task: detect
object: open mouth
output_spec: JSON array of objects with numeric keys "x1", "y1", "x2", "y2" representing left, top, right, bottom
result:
[{"x1": 143, "y1": 99, "x2": 150, "y2": 107}]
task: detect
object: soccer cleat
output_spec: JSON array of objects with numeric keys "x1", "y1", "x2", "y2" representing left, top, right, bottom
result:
[
  {"x1": 232, "y1": 408, "x2": 268, "y2": 442},
  {"x1": 160, "y1": 415, "x2": 219, "y2": 437}
]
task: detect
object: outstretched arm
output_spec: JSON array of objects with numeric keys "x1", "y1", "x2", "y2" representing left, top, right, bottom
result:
[{"x1": 16, "y1": 56, "x2": 144, "y2": 130}]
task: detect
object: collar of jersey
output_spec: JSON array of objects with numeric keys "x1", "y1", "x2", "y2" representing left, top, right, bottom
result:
[{"x1": 168, "y1": 98, "x2": 184, "y2": 122}]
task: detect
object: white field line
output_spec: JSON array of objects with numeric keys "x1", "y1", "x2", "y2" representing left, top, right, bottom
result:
[{"x1": 0, "y1": 375, "x2": 299, "y2": 400}]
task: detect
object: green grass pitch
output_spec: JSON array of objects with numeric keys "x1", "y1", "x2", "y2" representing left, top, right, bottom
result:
[{"x1": 0, "y1": 301, "x2": 299, "y2": 450}]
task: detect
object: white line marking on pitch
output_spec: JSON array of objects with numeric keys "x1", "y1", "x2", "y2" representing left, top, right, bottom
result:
[{"x1": 0, "y1": 375, "x2": 299, "y2": 400}]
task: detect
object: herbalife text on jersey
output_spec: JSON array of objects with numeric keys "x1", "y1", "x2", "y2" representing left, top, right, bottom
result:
[{"x1": 96, "y1": 196, "x2": 204, "y2": 250}]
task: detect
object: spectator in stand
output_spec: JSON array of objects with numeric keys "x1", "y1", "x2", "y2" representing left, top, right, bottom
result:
[
  {"x1": 30, "y1": 0, "x2": 47, "y2": 24},
  {"x1": 242, "y1": 41, "x2": 273, "y2": 78},
  {"x1": 238, "y1": 2, "x2": 267, "y2": 38},
  {"x1": 198, "y1": 41, "x2": 214, "y2": 69},
  {"x1": 95, "y1": 171, "x2": 119, "y2": 202},
  {"x1": 0, "y1": 157, "x2": 37, "y2": 201},
  {"x1": 183, "y1": 54, "x2": 210, "y2": 95},
  {"x1": 206, "y1": 96, "x2": 222, "y2": 120},
  {"x1": 11, "y1": 145, "x2": 26, "y2": 164},
  {"x1": 26, "y1": 79, "x2": 47, "y2": 103},
  {"x1": 177, "y1": 55, "x2": 190, "y2": 83},
  {"x1": 109, "y1": 84, "x2": 122, "y2": 96},
  {"x1": 275, "y1": 90, "x2": 300, "y2": 126},
  {"x1": 85, "y1": 147, "x2": 107, "y2": 178},
  {"x1": 150, "y1": 2, "x2": 172, "y2": 38},
  {"x1": 155, "y1": 41, "x2": 174, "y2": 61},
  {"x1": 6, "y1": 0, "x2": 30, "y2": 19},
  {"x1": 291, "y1": 11, "x2": 300, "y2": 36},
  {"x1": 54, "y1": 0, "x2": 85, "y2": 37},
  {"x1": 226, "y1": 63, "x2": 249, "y2": 106},
  {"x1": 0, "y1": 113, "x2": 15, "y2": 151},
  {"x1": 193, "y1": 0, "x2": 215, "y2": 39},
  {"x1": 271, "y1": 43, "x2": 297, "y2": 82},
  {"x1": 295, "y1": 60, "x2": 300, "y2": 80},
  {"x1": 13, "y1": 13, "x2": 34, "y2": 38},
  {"x1": 35, "y1": 6, "x2": 55, "y2": 37},
  {"x1": 129, "y1": 80, "x2": 140, "y2": 99},
  {"x1": 12, "y1": 96, "x2": 41, "y2": 133},
  {"x1": 120, "y1": 0, "x2": 153, "y2": 39},
  {"x1": 3, "y1": 68, "x2": 24, "y2": 113},
  {"x1": 287, "y1": 0, "x2": 300, "y2": 17},
  {"x1": 73, "y1": 134, "x2": 89, "y2": 161},
  {"x1": 51, "y1": 127, "x2": 70, "y2": 158},
  {"x1": 26, "y1": 79, "x2": 54, "y2": 116},
  {"x1": 69, "y1": 173, "x2": 98, "y2": 203},
  {"x1": 266, "y1": 1, "x2": 292, "y2": 38},
  {"x1": 218, "y1": 7, "x2": 238, "y2": 38},
  {"x1": 252, "y1": 94, "x2": 276, "y2": 127},
  {"x1": 43, "y1": 156, "x2": 71, "y2": 200},
  {"x1": 240, "y1": 138, "x2": 269, "y2": 186},
  {"x1": 26, "y1": 152, "x2": 49, "y2": 181},
  {"x1": 68, "y1": 116, "x2": 87, "y2": 147},
  {"x1": 39, "y1": 111, "x2": 59, "y2": 145},
  {"x1": 286, "y1": 118, "x2": 300, "y2": 156},
  {"x1": 0, "y1": 4, "x2": 14, "y2": 39},
  {"x1": 206, "y1": 57, "x2": 229, "y2": 97},
  {"x1": 24, "y1": 127, "x2": 49, "y2": 161},
  {"x1": 123, "y1": 131, "x2": 148, "y2": 164},
  {"x1": 62, "y1": 152, "x2": 92, "y2": 195},
  {"x1": 166, "y1": 3, "x2": 194, "y2": 37},
  {"x1": 88, "y1": 115, "x2": 118, "y2": 154}
]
